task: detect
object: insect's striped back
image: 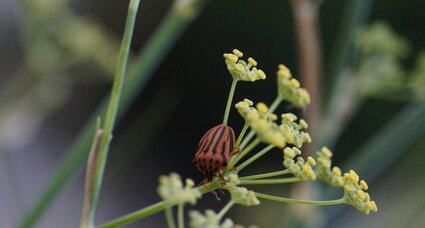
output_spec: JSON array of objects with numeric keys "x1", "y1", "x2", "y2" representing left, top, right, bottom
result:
[{"x1": 194, "y1": 124, "x2": 235, "y2": 181}]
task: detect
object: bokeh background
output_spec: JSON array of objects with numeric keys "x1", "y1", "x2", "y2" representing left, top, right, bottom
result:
[{"x1": 1, "y1": 0, "x2": 425, "y2": 227}]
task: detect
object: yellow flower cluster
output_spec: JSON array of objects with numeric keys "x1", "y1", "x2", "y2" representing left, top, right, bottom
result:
[
  {"x1": 189, "y1": 210, "x2": 234, "y2": 228},
  {"x1": 223, "y1": 49, "x2": 266, "y2": 82},
  {"x1": 282, "y1": 147, "x2": 316, "y2": 180},
  {"x1": 315, "y1": 148, "x2": 378, "y2": 214},
  {"x1": 157, "y1": 173, "x2": 201, "y2": 205},
  {"x1": 280, "y1": 114, "x2": 311, "y2": 147},
  {"x1": 226, "y1": 174, "x2": 260, "y2": 206},
  {"x1": 276, "y1": 64, "x2": 311, "y2": 108},
  {"x1": 235, "y1": 99, "x2": 311, "y2": 148}
]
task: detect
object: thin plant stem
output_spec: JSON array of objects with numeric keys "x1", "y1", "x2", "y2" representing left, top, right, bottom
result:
[
  {"x1": 99, "y1": 181, "x2": 220, "y2": 228},
  {"x1": 177, "y1": 204, "x2": 184, "y2": 228},
  {"x1": 235, "y1": 122, "x2": 249, "y2": 148},
  {"x1": 165, "y1": 208, "x2": 176, "y2": 228},
  {"x1": 269, "y1": 96, "x2": 283, "y2": 112},
  {"x1": 87, "y1": 0, "x2": 140, "y2": 224},
  {"x1": 223, "y1": 79, "x2": 238, "y2": 125},
  {"x1": 217, "y1": 201, "x2": 235, "y2": 220},
  {"x1": 255, "y1": 192, "x2": 345, "y2": 206},
  {"x1": 228, "y1": 139, "x2": 260, "y2": 170},
  {"x1": 99, "y1": 201, "x2": 167, "y2": 228},
  {"x1": 18, "y1": 1, "x2": 212, "y2": 227},
  {"x1": 240, "y1": 177, "x2": 301, "y2": 185},
  {"x1": 237, "y1": 145, "x2": 275, "y2": 171},
  {"x1": 239, "y1": 170, "x2": 290, "y2": 180},
  {"x1": 239, "y1": 97, "x2": 281, "y2": 149}
]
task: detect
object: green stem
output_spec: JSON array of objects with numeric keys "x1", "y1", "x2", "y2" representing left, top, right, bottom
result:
[
  {"x1": 237, "y1": 145, "x2": 275, "y2": 171},
  {"x1": 240, "y1": 177, "x2": 301, "y2": 185},
  {"x1": 87, "y1": 0, "x2": 140, "y2": 224},
  {"x1": 239, "y1": 170, "x2": 290, "y2": 180},
  {"x1": 223, "y1": 79, "x2": 238, "y2": 125},
  {"x1": 99, "y1": 181, "x2": 221, "y2": 228},
  {"x1": 235, "y1": 122, "x2": 249, "y2": 148},
  {"x1": 269, "y1": 97, "x2": 283, "y2": 113},
  {"x1": 165, "y1": 208, "x2": 176, "y2": 228},
  {"x1": 239, "y1": 130, "x2": 255, "y2": 150},
  {"x1": 177, "y1": 204, "x2": 184, "y2": 228},
  {"x1": 18, "y1": 1, "x2": 212, "y2": 227},
  {"x1": 217, "y1": 201, "x2": 235, "y2": 220},
  {"x1": 239, "y1": 97, "x2": 281, "y2": 149},
  {"x1": 228, "y1": 139, "x2": 260, "y2": 170},
  {"x1": 255, "y1": 192, "x2": 345, "y2": 206},
  {"x1": 99, "y1": 201, "x2": 167, "y2": 228}
]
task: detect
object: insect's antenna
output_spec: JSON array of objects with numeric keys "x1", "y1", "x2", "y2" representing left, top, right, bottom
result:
[
  {"x1": 212, "y1": 190, "x2": 221, "y2": 201},
  {"x1": 195, "y1": 182, "x2": 202, "y2": 188}
]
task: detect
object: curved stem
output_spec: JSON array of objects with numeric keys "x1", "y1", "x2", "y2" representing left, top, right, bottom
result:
[
  {"x1": 237, "y1": 145, "x2": 275, "y2": 171},
  {"x1": 99, "y1": 201, "x2": 167, "y2": 228},
  {"x1": 255, "y1": 192, "x2": 345, "y2": 206},
  {"x1": 85, "y1": 0, "x2": 141, "y2": 225},
  {"x1": 223, "y1": 79, "x2": 238, "y2": 125},
  {"x1": 239, "y1": 97, "x2": 281, "y2": 149},
  {"x1": 269, "y1": 96, "x2": 283, "y2": 113},
  {"x1": 228, "y1": 139, "x2": 260, "y2": 170},
  {"x1": 165, "y1": 207, "x2": 176, "y2": 228},
  {"x1": 239, "y1": 170, "x2": 290, "y2": 181},
  {"x1": 99, "y1": 181, "x2": 221, "y2": 228},
  {"x1": 217, "y1": 201, "x2": 235, "y2": 220},
  {"x1": 177, "y1": 204, "x2": 184, "y2": 228},
  {"x1": 235, "y1": 122, "x2": 249, "y2": 148},
  {"x1": 240, "y1": 177, "x2": 301, "y2": 185}
]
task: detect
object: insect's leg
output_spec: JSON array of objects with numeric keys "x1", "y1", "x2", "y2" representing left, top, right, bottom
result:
[
  {"x1": 195, "y1": 163, "x2": 205, "y2": 173},
  {"x1": 202, "y1": 179, "x2": 220, "y2": 201},
  {"x1": 231, "y1": 148, "x2": 240, "y2": 157},
  {"x1": 218, "y1": 172, "x2": 227, "y2": 186}
]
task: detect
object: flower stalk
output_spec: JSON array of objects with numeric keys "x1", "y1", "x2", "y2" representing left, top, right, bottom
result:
[
  {"x1": 165, "y1": 207, "x2": 176, "y2": 228},
  {"x1": 239, "y1": 170, "x2": 290, "y2": 180},
  {"x1": 240, "y1": 177, "x2": 301, "y2": 185},
  {"x1": 255, "y1": 192, "x2": 345, "y2": 206},
  {"x1": 223, "y1": 79, "x2": 238, "y2": 125},
  {"x1": 177, "y1": 204, "x2": 185, "y2": 228}
]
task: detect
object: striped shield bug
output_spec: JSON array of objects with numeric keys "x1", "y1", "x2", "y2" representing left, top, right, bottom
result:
[{"x1": 194, "y1": 124, "x2": 239, "y2": 185}]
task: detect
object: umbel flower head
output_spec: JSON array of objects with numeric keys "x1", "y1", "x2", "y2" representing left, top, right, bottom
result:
[
  {"x1": 189, "y1": 210, "x2": 234, "y2": 228},
  {"x1": 355, "y1": 22, "x2": 409, "y2": 97},
  {"x1": 235, "y1": 99, "x2": 311, "y2": 148},
  {"x1": 283, "y1": 147, "x2": 316, "y2": 180},
  {"x1": 226, "y1": 174, "x2": 260, "y2": 206},
  {"x1": 276, "y1": 64, "x2": 311, "y2": 108},
  {"x1": 223, "y1": 49, "x2": 266, "y2": 82},
  {"x1": 157, "y1": 173, "x2": 201, "y2": 205},
  {"x1": 315, "y1": 147, "x2": 378, "y2": 214}
]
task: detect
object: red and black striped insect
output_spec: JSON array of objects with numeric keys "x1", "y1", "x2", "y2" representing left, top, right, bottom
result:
[{"x1": 193, "y1": 124, "x2": 239, "y2": 184}]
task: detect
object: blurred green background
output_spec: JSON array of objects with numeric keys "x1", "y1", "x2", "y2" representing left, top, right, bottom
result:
[{"x1": 0, "y1": 0, "x2": 425, "y2": 227}]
